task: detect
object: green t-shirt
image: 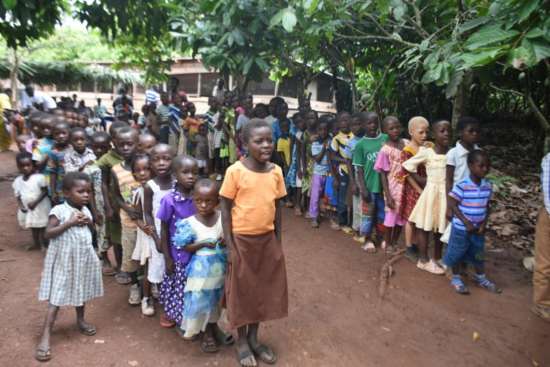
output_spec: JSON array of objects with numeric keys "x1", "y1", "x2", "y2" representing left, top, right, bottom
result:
[{"x1": 352, "y1": 134, "x2": 388, "y2": 193}]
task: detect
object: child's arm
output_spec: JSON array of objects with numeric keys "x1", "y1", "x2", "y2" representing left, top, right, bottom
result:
[
  {"x1": 44, "y1": 212, "x2": 86, "y2": 240},
  {"x1": 184, "y1": 240, "x2": 216, "y2": 254},
  {"x1": 447, "y1": 195, "x2": 475, "y2": 232},
  {"x1": 274, "y1": 198, "x2": 283, "y2": 241},
  {"x1": 101, "y1": 168, "x2": 114, "y2": 219},
  {"x1": 312, "y1": 141, "x2": 328, "y2": 163},
  {"x1": 406, "y1": 175, "x2": 424, "y2": 194},
  {"x1": 160, "y1": 221, "x2": 175, "y2": 274},
  {"x1": 296, "y1": 138, "x2": 303, "y2": 178},
  {"x1": 220, "y1": 197, "x2": 234, "y2": 263},
  {"x1": 380, "y1": 171, "x2": 394, "y2": 209},
  {"x1": 27, "y1": 187, "x2": 48, "y2": 211},
  {"x1": 111, "y1": 168, "x2": 139, "y2": 219},
  {"x1": 143, "y1": 185, "x2": 161, "y2": 246},
  {"x1": 356, "y1": 167, "x2": 370, "y2": 202},
  {"x1": 16, "y1": 196, "x2": 27, "y2": 212},
  {"x1": 49, "y1": 170, "x2": 58, "y2": 204},
  {"x1": 445, "y1": 165, "x2": 455, "y2": 220}
]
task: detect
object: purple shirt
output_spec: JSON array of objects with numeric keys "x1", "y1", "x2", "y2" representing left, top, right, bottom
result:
[{"x1": 156, "y1": 188, "x2": 196, "y2": 264}]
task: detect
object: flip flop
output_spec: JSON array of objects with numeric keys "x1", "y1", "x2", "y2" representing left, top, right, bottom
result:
[
  {"x1": 160, "y1": 314, "x2": 175, "y2": 328},
  {"x1": 250, "y1": 344, "x2": 277, "y2": 365},
  {"x1": 78, "y1": 324, "x2": 97, "y2": 336},
  {"x1": 35, "y1": 347, "x2": 51, "y2": 362},
  {"x1": 237, "y1": 347, "x2": 257, "y2": 367},
  {"x1": 213, "y1": 326, "x2": 235, "y2": 345},
  {"x1": 361, "y1": 241, "x2": 377, "y2": 254},
  {"x1": 115, "y1": 272, "x2": 131, "y2": 285},
  {"x1": 200, "y1": 334, "x2": 219, "y2": 353}
]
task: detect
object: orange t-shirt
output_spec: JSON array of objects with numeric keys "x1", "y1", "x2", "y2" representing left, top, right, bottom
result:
[{"x1": 220, "y1": 161, "x2": 287, "y2": 235}]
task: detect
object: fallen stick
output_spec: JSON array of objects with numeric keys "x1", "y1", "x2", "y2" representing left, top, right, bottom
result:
[
  {"x1": 378, "y1": 248, "x2": 406, "y2": 301},
  {"x1": 0, "y1": 258, "x2": 17, "y2": 263}
]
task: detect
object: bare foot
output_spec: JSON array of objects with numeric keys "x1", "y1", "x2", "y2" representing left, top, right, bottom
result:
[
  {"x1": 236, "y1": 339, "x2": 257, "y2": 367},
  {"x1": 35, "y1": 336, "x2": 51, "y2": 362}
]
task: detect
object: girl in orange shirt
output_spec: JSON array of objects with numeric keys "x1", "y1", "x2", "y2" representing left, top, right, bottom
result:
[{"x1": 220, "y1": 118, "x2": 288, "y2": 367}]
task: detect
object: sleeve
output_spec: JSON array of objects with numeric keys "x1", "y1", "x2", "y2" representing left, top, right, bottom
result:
[
  {"x1": 274, "y1": 166, "x2": 288, "y2": 199},
  {"x1": 330, "y1": 136, "x2": 338, "y2": 152},
  {"x1": 542, "y1": 154, "x2": 550, "y2": 214},
  {"x1": 82, "y1": 206, "x2": 93, "y2": 221},
  {"x1": 219, "y1": 165, "x2": 239, "y2": 200},
  {"x1": 37, "y1": 174, "x2": 47, "y2": 188},
  {"x1": 64, "y1": 152, "x2": 78, "y2": 173},
  {"x1": 352, "y1": 140, "x2": 365, "y2": 167},
  {"x1": 374, "y1": 148, "x2": 390, "y2": 173},
  {"x1": 446, "y1": 147, "x2": 457, "y2": 166},
  {"x1": 449, "y1": 182, "x2": 464, "y2": 202},
  {"x1": 402, "y1": 147, "x2": 430, "y2": 173},
  {"x1": 49, "y1": 205, "x2": 64, "y2": 221},
  {"x1": 156, "y1": 194, "x2": 174, "y2": 222},
  {"x1": 12, "y1": 177, "x2": 21, "y2": 197}
]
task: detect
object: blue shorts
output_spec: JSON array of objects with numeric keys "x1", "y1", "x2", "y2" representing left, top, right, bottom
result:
[{"x1": 443, "y1": 226, "x2": 485, "y2": 268}]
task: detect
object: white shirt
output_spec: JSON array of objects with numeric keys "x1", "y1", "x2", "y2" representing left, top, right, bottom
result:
[
  {"x1": 20, "y1": 90, "x2": 57, "y2": 110},
  {"x1": 446, "y1": 142, "x2": 480, "y2": 187}
]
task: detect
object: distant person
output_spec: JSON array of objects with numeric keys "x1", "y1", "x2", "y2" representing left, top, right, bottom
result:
[
  {"x1": 72, "y1": 94, "x2": 78, "y2": 109},
  {"x1": 212, "y1": 78, "x2": 225, "y2": 103},
  {"x1": 0, "y1": 86, "x2": 12, "y2": 151},
  {"x1": 113, "y1": 88, "x2": 133, "y2": 121},
  {"x1": 533, "y1": 152, "x2": 550, "y2": 321},
  {"x1": 94, "y1": 98, "x2": 108, "y2": 131},
  {"x1": 156, "y1": 92, "x2": 172, "y2": 144},
  {"x1": 21, "y1": 85, "x2": 57, "y2": 112},
  {"x1": 145, "y1": 86, "x2": 160, "y2": 106}
]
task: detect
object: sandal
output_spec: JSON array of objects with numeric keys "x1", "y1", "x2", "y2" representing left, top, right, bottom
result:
[
  {"x1": 35, "y1": 347, "x2": 51, "y2": 362},
  {"x1": 78, "y1": 323, "x2": 97, "y2": 336},
  {"x1": 115, "y1": 272, "x2": 131, "y2": 285},
  {"x1": 213, "y1": 326, "x2": 235, "y2": 345},
  {"x1": 237, "y1": 345, "x2": 257, "y2": 367},
  {"x1": 451, "y1": 276, "x2": 470, "y2": 295},
  {"x1": 201, "y1": 333, "x2": 219, "y2": 353},
  {"x1": 361, "y1": 241, "x2": 377, "y2": 254},
  {"x1": 250, "y1": 344, "x2": 277, "y2": 365},
  {"x1": 160, "y1": 313, "x2": 175, "y2": 328},
  {"x1": 102, "y1": 265, "x2": 117, "y2": 276}
]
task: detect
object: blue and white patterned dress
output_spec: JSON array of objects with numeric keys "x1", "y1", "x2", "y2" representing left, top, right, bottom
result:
[
  {"x1": 175, "y1": 213, "x2": 226, "y2": 338},
  {"x1": 38, "y1": 203, "x2": 103, "y2": 306}
]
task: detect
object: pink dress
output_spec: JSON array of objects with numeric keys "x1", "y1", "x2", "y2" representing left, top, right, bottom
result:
[{"x1": 374, "y1": 143, "x2": 407, "y2": 227}]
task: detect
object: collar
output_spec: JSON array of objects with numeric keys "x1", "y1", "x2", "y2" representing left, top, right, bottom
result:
[
  {"x1": 171, "y1": 184, "x2": 193, "y2": 203},
  {"x1": 456, "y1": 141, "x2": 480, "y2": 156}
]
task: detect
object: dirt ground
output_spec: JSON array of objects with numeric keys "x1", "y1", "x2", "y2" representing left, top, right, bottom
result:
[{"x1": 0, "y1": 149, "x2": 549, "y2": 367}]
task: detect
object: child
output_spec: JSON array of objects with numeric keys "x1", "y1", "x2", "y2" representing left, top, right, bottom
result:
[
  {"x1": 402, "y1": 120, "x2": 450, "y2": 275},
  {"x1": 352, "y1": 112, "x2": 388, "y2": 253},
  {"x1": 32, "y1": 116, "x2": 55, "y2": 173},
  {"x1": 446, "y1": 116, "x2": 481, "y2": 193},
  {"x1": 157, "y1": 156, "x2": 198, "y2": 329},
  {"x1": 16, "y1": 134, "x2": 32, "y2": 153},
  {"x1": 138, "y1": 133, "x2": 158, "y2": 155},
  {"x1": 35, "y1": 172, "x2": 103, "y2": 362},
  {"x1": 47, "y1": 121, "x2": 72, "y2": 204},
  {"x1": 301, "y1": 110, "x2": 318, "y2": 208},
  {"x1": 309, "y1": 119, "x2": 331, "y2": 228},
  {"x1": 444, "y1": 150, "x2": 500, "y2": 294},
  {"x1": 175, "y1": 179, "x2": 228, "y2": 352},
  {"x1": 90, "y1": 132, "x2": 111, "y2": 259},
  {"x1": 286, "y1": 113, "x2": 306, "y2": 215},
  {"x1": 330, "y1": 111, "x2": 353, "y2": 232},
  {"x1": 348, "y1": 113, "x2": 365, "y2": 241},
  {"x1": 111, "y1": 128, "x2": 141, "y2": 304},
  {"x1": 130, "y1": 154, "x2": 158, "y2": 316},
  {"x1": 220, "y1": 118, "x2": 287, "y2": 366},
  {"x1": 192, "y1": 123, "x2": 209, "y2": 177},
  {"x1": 13, "y1": 152, "x2": 50, "y2": 250},
  {"x1": 398, "y1": 117, "x2": 431, "y2": 262},
  {"x1": 143, "y1": 144, "x2": 175, "y2": 318},
  {"x1": 276, "y1": 118, "x2": 291, "y2": 174},
  {"x1": 374, "y1": 116, "x2": 408, "y2": 252}
]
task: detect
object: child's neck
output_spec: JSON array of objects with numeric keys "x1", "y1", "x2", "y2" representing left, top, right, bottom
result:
[
  {"x1": 434, "y1": 142, "x2": 448, "y2": 155},
  {"x1": 175, "y1": 183, "x2": 193, "y2": 197},
  {"x1": 244, "y1": 156, "x2": 269, "y2": 172},
  {"x1": 55, "y1": 142, "x2": 68, "y2": 150},
  {"x1": 470, "y1": 173, "x2": 482, "y2": 185},
  {"x1": 66, "y1": 199, "x2": 83, "y2": 210},
  {"x1": 459, "y1": 140, "x2": 475, "y2": 151},
  {"x1": 122, "y1": 159, "x2": 132, "y2": 170},
  {"x1": 386, "y1": 138, "x2": 401, "y2": 147},
  {"x1": 22, "y1": 173, "x2": 32, "y2": 180},
  {"x1": 155, "y1": 174, "x2": 173, "y2": 185},
  {"x1": 195, "y1": 210, "x2": 217, "y2": 226}
]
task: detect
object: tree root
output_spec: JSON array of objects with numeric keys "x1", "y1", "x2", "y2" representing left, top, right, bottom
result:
[{"x1": 378, "y1": 248, "x2": 406, "y2": 301}]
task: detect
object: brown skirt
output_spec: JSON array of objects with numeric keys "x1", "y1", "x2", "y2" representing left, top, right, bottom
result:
[{"x1": 224, "y1": 231, "x2": 288, "y2": 329}]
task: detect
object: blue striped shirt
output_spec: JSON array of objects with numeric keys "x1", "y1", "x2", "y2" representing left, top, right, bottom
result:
[
  {"x1": 542, "y1": 153, "x2": 550, "y2": 216},
  {"x1": 450, "y1": 176, "x2": 492, "y2": 230}
]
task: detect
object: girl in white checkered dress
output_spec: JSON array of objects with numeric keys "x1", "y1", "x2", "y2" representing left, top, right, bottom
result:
[{"x1": 35, "y1": 172, "x2": 103, "y2": 362}]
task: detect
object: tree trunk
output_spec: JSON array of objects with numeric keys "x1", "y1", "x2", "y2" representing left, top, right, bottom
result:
[
  {"x1": 451, "y1": 71, "x2": 472, "y2": 130},
  {"x1": 9, "y1": 48, "x2": 19, "y2": 106},
  {"x1": 526, "y1": 93, "x2": 550, "y2": 154}
]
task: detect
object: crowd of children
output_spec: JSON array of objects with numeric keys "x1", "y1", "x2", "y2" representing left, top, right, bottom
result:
[{"x1": 10, "y1": 91, "x2": 506, "y2": 364}]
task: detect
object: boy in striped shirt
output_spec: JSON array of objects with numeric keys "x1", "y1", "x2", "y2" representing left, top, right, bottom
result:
[{"x1": 443, "y1": 150, "x2": 501, "y2": 294}]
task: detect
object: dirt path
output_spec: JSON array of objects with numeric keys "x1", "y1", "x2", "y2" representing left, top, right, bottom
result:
[{"x1": 0, "y1": 150, "x2": 548, "y2": 367}]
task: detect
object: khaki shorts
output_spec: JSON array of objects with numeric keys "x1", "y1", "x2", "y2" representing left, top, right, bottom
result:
[{"x1": 121, "y1": 227, "x2": 138, "y2": 273}]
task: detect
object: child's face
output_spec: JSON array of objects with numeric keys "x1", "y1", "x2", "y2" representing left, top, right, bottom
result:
[
  {"x1": 18, "y1": 158, "x2": 34, "y2": 176},
  {"x1": 70, "y1": 131, "x2": 88, "y2": 154},
  {"x1": 151, "y1": 147, "x2": 173, "y2": 177},
  {"x1": 92, "y1": 139, "x2": 110, "y2": 158},
  {"x1": 53, "y1": 126, "x2": 70, "y2": 146},
  {"x1": 338, "y1": 113, "x2": 351, "y2": 134},
  {"x1": 198, "y1": 124, "x2": 207, "y2": 136},
  {"x1": 175, "y1": 160, "x2": 198, "y2": 190},
  {"x1": 114, "y1": 131, "x2": 138, "y2": 160},
  {"x1": 16, "y1": 135, "x2": 29, "y2": 153},
  {"x1": 432, "y1": 121, "x2": 451, "y2": 148},
  {"x1": 365, "y1": 118, "x2": 379, "y2": 137},
  {"x1": 194, "y1": 186, "x2": 219, "y2": 217},
  {"x1": 295, "y1": 117, "x2": 306, "y2": 131},
  {"x1": 410, "y1": 123, "x2": 428, "y2": 144},
  {"x1": 41, "y1": 120, "x2": 53, "y2": 138},
  {"x1": 76, "y1": 117, "x2": 88, "y2": 129},
  {"x1": 384, "y1": 120, "x2": 402, "y2": 141},
  {"x1": 350, "y1": 118, "x2": 362, "y2": 136},
  {"x1": 461, "y1": 123, "x2": 480, "y2": 146},
  {"x1": 138, "y1": 135, "x2": 157, "y2": 154},
  {"x1": 469, "y1": 155, "x2": 490, "y2": 179},
  {"x1": 31, "y1": 122, "x2": 42, "y2": 138},
  {"x1": 305, "y1": 112, "x2": 317, "y2": 130},
  {"x1": 64, "y1": 179, "x2": 91, "y2": 208},
  {"x1": 317, "y1": 123, "x2": 329, "y2": 139},
  {"x1": 133, "y1": 158, "x2": 152, "y2": 184},
  {"x1": 245, "y1": 127, "x2": 274, "y2": 163},
  {"x1": 280, "y1": 120, "x2": 290, "y2": 135}
]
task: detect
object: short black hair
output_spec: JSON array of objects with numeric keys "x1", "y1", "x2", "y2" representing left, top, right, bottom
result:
[
  {"x1": 432, "y1": 119, "x2": 451, "y2": 129},
  {"x1": 16, "y1": 152, "x2": 32, "y2": 165},
  {"x1": 151, "y1": 143, "x2": 174, "y2": 157},
  {"x1": 92, "y1": 131, "x2": 111, "y2": 144},
  {"x1": 53, "y1": 120, "x2": 71, "y2": 131},
  {"x1": 364, "y1": 112, "x2": 379, "y2": 123},
  {"x1": 116, "y1": 126, "x2": 138, "y2": 139},
  {"x1": 109, "y1": 121, "x2": 130, "y2": 137},
  {"x1": 173, "y1": 155, "x2": 197, "y2": 170},
  {"x1": 382, "y1": 115, "x2": 400, "y2": 129},
  {"x1": 62, "y1": 172, "x2": 91, "y2": 191},
  {"x1": 467, "y1": 149, "x2": 488, "y2": 165},
  {"x1": 194, "y1": 178, "x2": 220, "y2": 194},
  {"x1": 457, "y1": 116, "x2": 480, "y2": 132},
  {"x1": 131, "y1": 153, "x2": 150, "y2": 172},
  {"x1": 242, "y1": 118, "x2": 271, "y2": 143},
  {"x1": 70, "y1": 127, "x2": 86, "y2": 137}
]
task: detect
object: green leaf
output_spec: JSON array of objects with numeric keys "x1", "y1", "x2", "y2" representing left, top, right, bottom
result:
[
  {"x1": 231, "y1": 29, "x2": 245, "y2": 46},
  {"x1": 243, "y1": 58, "x2": 254, "y2": 75},
  {"x1": 460, "y1": 47, "x2": 504, "y2": 69},
  {"x1": 445, "y1": 69, "x2": 464, "y2": 99},
  {"x1": 532, "y1": 40, "x2": 550, "y2": 62},
  {"x1": 304, "y1": 0, "x2": 320, "y2": 14},
  {"x1": 458, "y1": 16, "x2": 490, "y2": 34},
  {"x1": 507, "y1": 45, "x2": 536, "y2": 69},
  {"x1": 2, "y1": 0, "x2": 17, "y2": 9},
  {"x1": 465, "y1": 24, "x2": 520, "y2": 50},
  {"x1": 281, "y1": 7, "x2": 297, "y2": 32},
  {"x1": 255, "y1": 57, "x2": 269, "y2": 71},
  {"x1": 421, "y1": 63, "x2": 443, "y2": 84},
  {"x1": 526, "y1": 27, "x2": 545, "y2": 39},
  {"x1": 270, "y1": 9, "x2": 285, "y2": 29},
  {"x1": 518, "y1": 0, "x2": 539, "y2": 23}
]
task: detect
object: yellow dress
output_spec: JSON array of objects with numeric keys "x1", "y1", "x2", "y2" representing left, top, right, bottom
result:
[
  {"x1": 402, "y1": 146, "x2": 448, "y2": 233},
  {"x1": 0, "y1": 93, "x2": 12, "y2": 151}
]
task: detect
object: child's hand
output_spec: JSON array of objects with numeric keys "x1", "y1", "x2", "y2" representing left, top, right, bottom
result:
[
  {"x1": 297, "y1": 168, "x2": 303, "y2": 179},
  {"x1": 165, "y1": 256, "x2": 175, "y2": 275},
  {"x1": 51, "y1": 194, "x2": 61, "y2": 205},
  {"x1": 360, "y1": 189, "x2": 371, "y2": 203},
  {"x1": 445, "y1": 207, "x2": 452, "y2": 221},
  {"x1": 465, "y1": 221, "x2": 476, "y2": 233},
  {"x1": 27, "y1": 200, "x2": 38, "y2": 211},
  {"x1": 68, "y1": 212, "x2": 88, "y2": 227},
  {"x1": 477, "y1": 222, "x2": 487, "y2": 235},
  {"x1": 386, "y1": 196, "x2": 395, "y2": 210},
  {"x1": 143, "y1": 225, "x2": 155, "y2": 237}
]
